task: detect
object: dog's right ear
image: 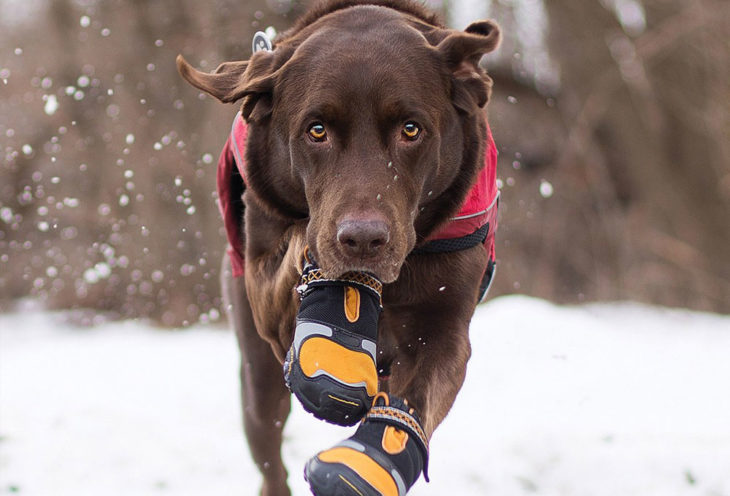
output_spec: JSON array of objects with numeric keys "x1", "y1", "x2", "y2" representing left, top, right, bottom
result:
[
  {"x1": 430, "y1": 20, "x2": 501, "y2": 114},
  {"x1": 176, "y1": 50, "x2": 280, "y2": 122}
]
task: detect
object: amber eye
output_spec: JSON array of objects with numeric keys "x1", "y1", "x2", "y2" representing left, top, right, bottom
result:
[
  {"x1": 402, "y1": 122, "x2": 421, "y2": 140},
  {"x1": 308, "y1": 123, "x2": 327, "y2": 141}
]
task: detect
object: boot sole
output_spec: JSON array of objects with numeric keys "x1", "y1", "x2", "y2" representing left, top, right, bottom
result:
[{"x1": 305, "y1": 456, "x2": 383, "y2": 496}]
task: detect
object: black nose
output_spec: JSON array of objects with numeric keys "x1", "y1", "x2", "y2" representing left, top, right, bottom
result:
[{"x1": 337, "y1": 219, "x2": 390, "y2": 258}]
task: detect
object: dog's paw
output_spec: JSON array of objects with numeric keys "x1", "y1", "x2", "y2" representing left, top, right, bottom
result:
[
  {"x1": 285, "y1": 253, "x2": 383, "y2": 426},
  {"x1": 285, "y1": 315, "x2": 378, "y2": 426},
  {"x1": 304, "y1": 393, "x2": 429, "y2": 495}
]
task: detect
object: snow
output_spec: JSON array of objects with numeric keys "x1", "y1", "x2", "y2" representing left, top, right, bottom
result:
[
  {"x1": 539, "y1": 179, "x2": 554, "y2": 198},
  {"x1": 43, "y1": 94, "x2": 59, "y2": 116},
  {"x1": 1, "y1": 296, "x2": 729, "y2": 496}
]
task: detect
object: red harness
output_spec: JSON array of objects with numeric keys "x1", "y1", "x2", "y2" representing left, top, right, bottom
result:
[{"x1": 217, "y1": 113, "x2": 499, "y2": 291}]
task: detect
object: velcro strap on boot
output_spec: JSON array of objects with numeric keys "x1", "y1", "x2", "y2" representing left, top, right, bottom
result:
[
  {"x1": 297, "y1": 249, "x2": 383, "y2": 305},
  {"x1": 365, "y1": 398, "x2": 430, "y2": 481}
]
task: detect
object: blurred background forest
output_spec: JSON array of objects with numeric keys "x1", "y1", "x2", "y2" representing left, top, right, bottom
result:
[{"x1": 1, "y1": 0, "x2": 728, "y2": 326}]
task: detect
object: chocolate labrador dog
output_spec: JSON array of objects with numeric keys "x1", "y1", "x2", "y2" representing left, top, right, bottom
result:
[{"x1": 177, "y1": 0, "x2": 500, "y2": 494}]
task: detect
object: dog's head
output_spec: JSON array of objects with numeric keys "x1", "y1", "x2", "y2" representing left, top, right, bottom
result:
[{"x1": 177, "y1": 2, "x2": 499, "y2": 283}]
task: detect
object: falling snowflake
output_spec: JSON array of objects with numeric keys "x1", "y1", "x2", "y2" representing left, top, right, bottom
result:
[
  {"x1": 43, "y1": 95, "x2": 59, "y2": 115},
  {"x1": 539, "y1": 180, "x2": 554, "y2": 198}
]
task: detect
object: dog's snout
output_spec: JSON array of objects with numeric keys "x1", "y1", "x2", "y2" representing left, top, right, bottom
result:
[{"x1": 337, "y1": 218, "x2": 390, "y2": 258}]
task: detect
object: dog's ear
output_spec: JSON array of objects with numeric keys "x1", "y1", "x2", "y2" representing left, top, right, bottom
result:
[
  {"x1": 434, "y1": 20, "x2": 501, "y2": 114},
  {"x1": 176, "y1": 51, "x2": 279, "y2": 122}
]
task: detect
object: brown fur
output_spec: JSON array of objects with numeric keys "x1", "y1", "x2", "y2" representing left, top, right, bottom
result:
[{"x1": 179, "y1": 1, "x2": 500, "y2": 494}]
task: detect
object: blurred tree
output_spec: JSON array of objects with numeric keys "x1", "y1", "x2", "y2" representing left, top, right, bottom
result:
[
  {"x1": 1, "y1": 0, "x2": 728, "y2": 324},
  {"x1": 489, "y1": 0, "x2": 730, "y2": 312}
]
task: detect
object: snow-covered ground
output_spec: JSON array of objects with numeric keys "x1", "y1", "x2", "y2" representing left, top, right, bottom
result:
[{"x1": 1, "y1": 296, "x2": 729, "y2": 496}]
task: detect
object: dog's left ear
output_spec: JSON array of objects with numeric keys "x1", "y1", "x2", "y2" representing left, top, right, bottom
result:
[
  {"x1": 176, "y1": 50, "x2": 282, "y2": 122},
  {"x1": 435, "y1": 20, "x2": 501, "y2": 114}
]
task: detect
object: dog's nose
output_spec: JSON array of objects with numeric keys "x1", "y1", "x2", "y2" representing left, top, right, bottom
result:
[{"x1": 337, "y1": 218, "x2": 390, "y2": 258}]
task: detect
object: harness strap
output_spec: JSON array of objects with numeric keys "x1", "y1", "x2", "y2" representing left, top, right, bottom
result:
[
  {"x1": 411, "y1": 191, "x2": 499, "y2": 302},
  {"x1": 411, "y1": 223, "x2": 489, "y2": 255}
]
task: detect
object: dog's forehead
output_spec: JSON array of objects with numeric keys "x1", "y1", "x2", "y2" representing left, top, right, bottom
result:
[
  {"x1": 291, "y1": 7, "x2": 436, "y2": 69},
  {"x1": 306, "y1": 5, "x2": 428, "y2": 39},
  {"x1": 279, "y1": 8, "x2": 445, "y2": 107}
]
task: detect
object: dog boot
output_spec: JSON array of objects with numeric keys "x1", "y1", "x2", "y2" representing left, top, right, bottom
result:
[
  {"x1": 304, "y1": 393, "x2": 429, "y2": 496},
  {"x1": 284, "y1": 250, "x2": 383, "y2": 426}
]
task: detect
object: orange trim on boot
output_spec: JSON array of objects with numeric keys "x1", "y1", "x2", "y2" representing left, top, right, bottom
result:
[
  {"x1": 318, "y1": 447, "x2": 398, "y2": 496},
  {"x1": 344, "y1": 286, "x2": 361, "y2": 323},
  {"x1": 382, "y1": 426, "x2": 409, "y2": 455},
  {"x1": 299, "y1": 337, "x2": 378, "y2": 396}
]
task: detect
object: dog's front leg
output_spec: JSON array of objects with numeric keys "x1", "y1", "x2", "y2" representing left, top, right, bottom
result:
[
  {"x1": 304, "y1": 246, "x2": 487, "y2": 495},
  {"x1": 385, "y1": 304, "x2": 474, "y2": 440},
  {"x1": 222, "y1": 255, "x2": 292, "y2": 496},
  {"x1": 383, "y1": 245, "x2": 487, "y2": 437}
]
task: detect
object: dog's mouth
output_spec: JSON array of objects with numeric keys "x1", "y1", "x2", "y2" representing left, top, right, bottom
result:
[
  {"x1": 315, "y1": 250, "x2": 405, "y2": 284},
  {"x1": 309, "y1": 217, "x2": 414, "y2": 284}
]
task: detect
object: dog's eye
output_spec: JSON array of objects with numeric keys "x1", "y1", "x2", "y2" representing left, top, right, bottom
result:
[
  {"x1": 308, "y1": 123, "x2": 327, "y2": 141},
  {"x1": 402, "y1": 122, "x2": 421, "y2": 140}
]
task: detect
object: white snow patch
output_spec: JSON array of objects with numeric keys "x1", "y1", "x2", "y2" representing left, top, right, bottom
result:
[{"x1": 1, "y1": 297, "x2": 729, "y2": 495}]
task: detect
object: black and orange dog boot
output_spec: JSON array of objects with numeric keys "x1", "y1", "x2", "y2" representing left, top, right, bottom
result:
[
  {"x1": 305, "y1": 393, "x2": 429, "y2": 496},
  {"x1": 284, "y1": 251, "x2": 383, "y2": 426}
]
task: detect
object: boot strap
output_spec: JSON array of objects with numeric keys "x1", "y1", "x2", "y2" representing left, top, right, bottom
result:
[
  {"x1": 297, "y1": 248, "x2": 383, "y2": 304},
  {"x1": 365, "y1": 403, "x2": 430, "y2": 481}
]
